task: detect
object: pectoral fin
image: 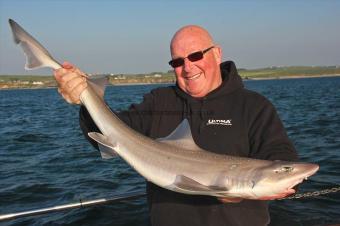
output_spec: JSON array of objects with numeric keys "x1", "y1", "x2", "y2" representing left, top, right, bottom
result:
[
  {"x1": 88, "y1": 132, "x2": 118, "y2": 159},
  {"x1": 168, "y1": 175, "x2": 229, "y2": 196}
]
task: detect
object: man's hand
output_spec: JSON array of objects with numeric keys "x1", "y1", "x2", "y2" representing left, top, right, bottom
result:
[
  {"x1": 218, "y1": 197, "x2": 243, "y2": 203},
  {"x1": 53, "y1": 62, "x2": 87, "y2": 104}
]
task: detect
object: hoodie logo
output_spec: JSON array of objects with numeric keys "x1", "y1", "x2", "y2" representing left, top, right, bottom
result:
[{"x1": 206, "y1": 119, "x2": 232, "y2": 126}]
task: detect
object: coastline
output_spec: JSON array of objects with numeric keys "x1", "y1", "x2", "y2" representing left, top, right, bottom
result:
[
  {"x1": 0, "y1": 85, "x2": 57, "y2": 91},
  {"x1": 1, "y1": 74, "x2": 340, "y2": 90},
  {"x1": 247, "y1": 73, "x2": 340, "y2": 80}
]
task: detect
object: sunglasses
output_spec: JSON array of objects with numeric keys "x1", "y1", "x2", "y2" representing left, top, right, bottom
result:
[{"x1": 168, "y1": 46, "x2": 215, "y2": 68}]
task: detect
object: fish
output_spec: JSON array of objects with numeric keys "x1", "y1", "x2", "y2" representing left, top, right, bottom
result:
[{"x1": 9, "y1": 19, "x2": 319, "y2": 200}]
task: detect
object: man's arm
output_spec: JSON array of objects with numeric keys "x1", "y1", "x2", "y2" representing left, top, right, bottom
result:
[
  {"x1": 53, "y1": 62, "x2": 89, "y2": 104},
  {"x1": 54, "y1": 62, "x2": 155, "y2": 149},
  {"x1": 79, "y1": 93, "x2": 155, "y2": 150},
  {"x1": 248, "y1": 98, "x2": 298, "y2": 161}
]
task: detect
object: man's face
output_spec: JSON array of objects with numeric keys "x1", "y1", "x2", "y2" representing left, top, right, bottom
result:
[{"x1": 171, "y1": 37, "x2": 222, "y2": 98}]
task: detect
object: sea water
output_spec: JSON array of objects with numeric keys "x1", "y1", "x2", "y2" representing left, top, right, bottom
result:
[{"x1": 0, "y1": 76, "x2": 339, "y2": 226}]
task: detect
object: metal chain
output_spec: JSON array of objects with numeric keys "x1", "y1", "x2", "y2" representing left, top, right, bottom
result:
[{"x1": 279, "y1": 186, "x2": 340, "y2": 200}]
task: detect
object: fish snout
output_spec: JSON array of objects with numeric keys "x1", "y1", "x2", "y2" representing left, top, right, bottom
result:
[
  {"x1": 295, "y1": 163, "x2": 319, "y2": 179},
  {"x1": 284, "y1": 163, "x2": 319, "y2": 191}
]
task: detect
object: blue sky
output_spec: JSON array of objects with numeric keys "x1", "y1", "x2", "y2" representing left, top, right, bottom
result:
[{"x1": 1, "y1": 0, "x2": 339, "y2": 75}]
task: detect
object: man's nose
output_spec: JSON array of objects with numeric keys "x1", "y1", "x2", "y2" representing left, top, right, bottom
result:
[{"x1": 183, "y1": 58, "x2": 193, "y2": 72}]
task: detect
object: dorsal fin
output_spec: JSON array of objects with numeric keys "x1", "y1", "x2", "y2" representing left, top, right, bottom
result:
[
  {"x1": 157, "y1": 119, "x2": 202, "y2": 151},
  {"x1": 87, "y1": 74, "x2": 109, "y2": 99}
]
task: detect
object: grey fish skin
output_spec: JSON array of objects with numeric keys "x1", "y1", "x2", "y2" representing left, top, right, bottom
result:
[
  {"x1": 9, "y1": 19, "x2": 320, "y2": 200},
  {"x1": 9, "y1": 19, "x2": 61, "y2": 70}
]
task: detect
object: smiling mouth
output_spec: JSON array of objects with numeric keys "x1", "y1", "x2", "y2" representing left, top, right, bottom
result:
[{"x1": 185, "y1": 73, "x2": 201, "y2": 80}]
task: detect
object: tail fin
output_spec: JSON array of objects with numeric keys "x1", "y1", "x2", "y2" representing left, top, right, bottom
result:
[{"x1": 9, "y1": 19, "x2": 61, "y2": 70}]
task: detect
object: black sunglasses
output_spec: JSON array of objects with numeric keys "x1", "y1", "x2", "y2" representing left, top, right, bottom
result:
[{"x1": 168, "y1": 46, "x2": 215, "y2": 68}]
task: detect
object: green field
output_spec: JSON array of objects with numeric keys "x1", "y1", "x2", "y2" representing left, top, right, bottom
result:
[
  {"x1": 238, "y1": 66, "x2": 340, "y2": 79},
  {"x1": 1, "y1": 66, "x2": 340, "y2": 89},
  {"x1": 0, "y1": 75, "x2": 57, "y2": 89}
]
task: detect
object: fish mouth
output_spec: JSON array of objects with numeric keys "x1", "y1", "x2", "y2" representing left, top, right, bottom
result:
[{"x1": 286, "y1": 164, "x2": 319, "y2": 192}]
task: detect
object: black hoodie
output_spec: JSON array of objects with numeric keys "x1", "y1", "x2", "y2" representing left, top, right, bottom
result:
[{"x1": 79, "y1": 61, "x2": 298, "y2": 226}]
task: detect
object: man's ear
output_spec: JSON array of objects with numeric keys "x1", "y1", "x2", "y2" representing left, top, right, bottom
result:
[{"x1": 213, "y1": 45, "x2": 222, "y2": 65}]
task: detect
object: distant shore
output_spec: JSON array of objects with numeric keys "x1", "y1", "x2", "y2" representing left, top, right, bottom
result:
[
  {"x1": 1, "y1": 65, "x2": 340, "y2": 90},
  {"x1": 246, "y1": 73, "x2": 340, "y2": 80},
  {"x1": 1, "y1": 74, "x2": 339, "y2": 90}
]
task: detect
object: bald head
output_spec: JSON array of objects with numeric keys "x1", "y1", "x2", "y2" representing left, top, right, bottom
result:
[
  {"x1": 169, "y1": 25, "x2": 222, "y2": 98},
  {"x1": 170, "y1": 25, "x2": 214, "y2": 54}
]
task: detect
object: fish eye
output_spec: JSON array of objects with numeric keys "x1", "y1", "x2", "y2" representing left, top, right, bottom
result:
[
  {"x1": 274, "y1": 166, "x2": 294, "y2": 173},
  {"x1": 282, "y1": 166, "x2": 294, "y2": 172}
]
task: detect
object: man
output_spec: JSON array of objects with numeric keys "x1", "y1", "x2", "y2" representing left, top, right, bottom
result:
[{"x1": 54, "y1": 25, "x2": 298, "y2": 226}]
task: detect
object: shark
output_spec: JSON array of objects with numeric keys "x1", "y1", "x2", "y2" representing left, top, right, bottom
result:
[{"x1": 9, "y1": 19, "x2": 319, "y2": 200}]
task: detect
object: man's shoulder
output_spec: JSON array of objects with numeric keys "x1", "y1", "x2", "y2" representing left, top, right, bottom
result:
[
  {"x1": 240, "y1": 88, "x2": 271, "y2": 104},
  {"x1": 240, "y1": 88, "x2": 264, "y2": 98},
  {"x1": 149, "y1": 85, "x2": 177, "y2": 98}
]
